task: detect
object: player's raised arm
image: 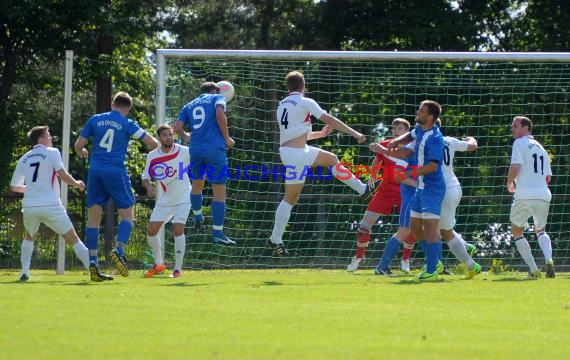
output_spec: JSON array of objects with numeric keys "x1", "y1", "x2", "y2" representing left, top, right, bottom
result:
[
  {"x1": 173, "y1": 119, "x2": 191, "y2": 144},
  {"x1": 387, "y1": 132, "x2": 413, "y2": 149},
  {"x1": 142, "y1": 133, "x2": 159, "y2": 150},
  {"x1": 319, "y1": 113, "x2": 365, "y2": 144},
  {"x1": 462, "y1": 136, "x2": 478, "y2": 151},
  {"x1": 216, "y1": 104, "x2": 235, "y2": 149},
  {"x1": 307, "y1": 124, "x2": 332, "y2": 140}
]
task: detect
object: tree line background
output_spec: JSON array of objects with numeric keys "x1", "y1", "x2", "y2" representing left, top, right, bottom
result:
[{"x1": 1, "y1": 0, "x2": 569, "y2": 267}]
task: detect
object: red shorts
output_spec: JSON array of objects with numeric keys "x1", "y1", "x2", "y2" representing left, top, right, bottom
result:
[{"x1": 366, "y1": 188, "x2": 401, "y2": 215}]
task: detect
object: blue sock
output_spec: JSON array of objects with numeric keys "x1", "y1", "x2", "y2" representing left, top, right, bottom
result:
[
  {"x1": 85, "y1": 227, "x2": 99, "y2": 264},
  {"x1": 378, "y1": 236, "x2": 401, "y2": 270},
  {"x1": 418, "y1": 240, "x2": 428, "y2": 257},
  {"x1": 191, "y1": 193, "x2": 203, "y2": 212},
  {"x1": 212, "y1": 201, "x2": 225, "y2": 235},
  {"x1": 426, "y1": 242, "x2": 440, "y2": 273},
  {"x1": 116, "y1": 220, "x2": 133, "y2": 256}
]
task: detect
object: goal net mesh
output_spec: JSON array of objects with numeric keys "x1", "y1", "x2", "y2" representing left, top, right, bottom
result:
[{"x1": 155, "y1": 51, "x2": 569, "y2": 271}]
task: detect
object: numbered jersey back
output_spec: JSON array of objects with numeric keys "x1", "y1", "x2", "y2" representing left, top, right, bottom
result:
[
  {"x1": 276, "y1": 92, "x2": 326, "y2": 146},
  {"x1": 511, "y1": 135, "x2": 552, "y2": 201},
  {"x1": 178, "y1": 93, "x2": 226, "y2": 150},
  {"x1": 10, "y1": 145, "x2": 63, "y2": 207},
  {"x1": 442, "y1": 136, "x2": 469, "y2": 188},
  {"x1": 80, "y1": 110, "x2": 145, "y2": 169}
]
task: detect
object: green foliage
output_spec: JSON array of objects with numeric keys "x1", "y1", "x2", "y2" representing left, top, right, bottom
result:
[{"x1": 488, "y1": 258, "x2": 512, "y2": 274}]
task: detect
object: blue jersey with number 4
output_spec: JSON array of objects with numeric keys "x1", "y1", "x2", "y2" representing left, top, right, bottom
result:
[
  {"x1": 178, "y1": 93, "x2": 227, "y2": 151},
  {"x1": 80, "y1": 110, "x2": 146, "y2": 169}
]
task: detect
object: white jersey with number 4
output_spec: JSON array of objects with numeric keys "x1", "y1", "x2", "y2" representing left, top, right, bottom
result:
[
  {"x1": 276, "y1": 92, "x2": 327, "y2": 145},
  {"x1": 10, "y1": 145, "x2": 64, "y2": 207},
  {"x1": 142, "y1": 144, "x2": 191, "y2": 206},
  {"x1": 442, "y1": 136, "x2": 470, "y2": 189},
  {"x1": 510, "y1": 135, "x2": 552, "y2": 201}
]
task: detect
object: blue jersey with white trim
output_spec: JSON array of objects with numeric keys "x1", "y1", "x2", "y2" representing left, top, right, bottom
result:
[
  {"x1": 80, "y1": 110, "x2": 146, "y2": 169},
  {"x1": 178, "y1": 93, "x2": 227, "y2": 151},
  {"x1": 412, "y1": 125, "x2": 445, "y2": 190}
]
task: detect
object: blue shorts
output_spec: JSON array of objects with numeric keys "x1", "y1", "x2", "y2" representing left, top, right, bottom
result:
[
  {"x1": 87, "y1": 168, "x2": 135, "y2": 209},
  {"x1": 399, "y1": 184, "x2": 416, "y2": 228},
  {"x1": 189, "y1": 148, "x2": 229, "y2": 185},
  {"x1": 411, "y1": 187, "x2": 445, "y2": 217}
]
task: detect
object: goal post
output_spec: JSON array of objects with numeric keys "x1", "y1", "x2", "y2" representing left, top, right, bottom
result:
[{"x1": 155, "y1": 49, "x2": 569, "y2": 271}]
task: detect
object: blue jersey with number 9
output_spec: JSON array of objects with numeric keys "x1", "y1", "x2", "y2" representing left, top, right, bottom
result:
[
  {"x1": 177, "y1": 93, "x2": 227, "y2": 150},
  {"x1": 80, "y1": 110, "x2": 146, "y2": 169}
]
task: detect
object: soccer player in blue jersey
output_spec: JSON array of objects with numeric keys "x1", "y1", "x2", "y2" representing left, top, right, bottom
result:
[
  {"x1": 173, "y1": 82, "x2": 236, "y2": 246},
  {"x1": 366, "y1": 141, "x2": 418, "y2": 275},
  {"x1": 75, "y1": 92, "x2": 158, "y2": 280},
  {"x1": 388, "y1": 100, "x2": 446, "y2": 281}
]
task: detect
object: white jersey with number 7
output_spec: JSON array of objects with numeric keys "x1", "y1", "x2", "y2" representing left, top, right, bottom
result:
[{"x1": 10, "y1": 145, "x2": 64, "y2": 207}]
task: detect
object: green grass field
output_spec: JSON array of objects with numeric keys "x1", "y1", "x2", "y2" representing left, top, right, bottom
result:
[{"x1": 1, "y1": 269, "x2": 569, "y2": 360}]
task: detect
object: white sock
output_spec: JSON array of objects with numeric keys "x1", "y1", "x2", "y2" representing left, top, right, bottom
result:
[
  {"x1": 270, "y1": 200, "x2": 294, "y2": 244},
  {"x1": 332, "y1": 164, "x2": 367, "y2": 194},
  {"x1": 537, "y1": 232, "x2": 552, "y2": 262},
  {"x1": 72, "y1": 241, "x2": 90, "y2": 270},
  {"x1": 446, "y1": 237, "x2": 475, "y2": 268},
  {"x1": 21, "y1": 239, "x2": 34, "y2": 276},
  {"x1": 453, "y1": 230, "x2": 469, "y2": 249},
  {"x1": 147, "y1": 235, "x2": 163, "y2": 264},
  {"x1": 174, "y1": 235, "x2": 186, "y2": 271},
  {"x1": 515, "y1": 236, "x2": 539, "y2": 273}
]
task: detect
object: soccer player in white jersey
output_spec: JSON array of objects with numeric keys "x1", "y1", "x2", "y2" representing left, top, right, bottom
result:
[
  {"x1": 142, "y1": 125, "x2": 191, "y2": 278},
  {"x1": 439, "y1": 132, "x2": 481, "y2": 278},
  {"x1": 507, "y1": 116, "x2": 554, "y2": 278},
  {"x1": 10, "y1": 126, "x2": 106, "y2": 282},
  {"x1": 267, "y1": 71, "x2": 377, "y2": 256}
]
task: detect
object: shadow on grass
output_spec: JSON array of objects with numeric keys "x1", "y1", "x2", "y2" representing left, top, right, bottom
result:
[
  {"x1": 391, "y1": 278, "x2": 447, "y2": 285},
  {"x1": 0, "y1": 279, "x2": 99, "y2": 286},
  {"x1": 491, "y1": 276, "x2": 539, "y2": 282},
  {"x1": 161, "y1": 282, "x2": 209, "y2": 287},
  {"x1": 261, "y1": 280, "x2": 283, "y2": 286}
]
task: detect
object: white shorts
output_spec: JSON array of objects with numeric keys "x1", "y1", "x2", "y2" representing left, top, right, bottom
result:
[
  {"x1": 22, "y1": 205, "x2": 74, "y2": 236},
  {"x1": 510, "y1": 199, "x2": 550, "y2": 230},
  {"x1": 149, "y1": 203, "x2": 191, "y2": 224},
  {"x1": 439, "y1": 185, "x2": 462, "y2": 230},
  {"x1": 279, "y1": 145, "x2": 320, "y2": 184}
]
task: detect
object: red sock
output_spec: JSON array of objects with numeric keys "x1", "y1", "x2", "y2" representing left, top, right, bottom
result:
[
  {"x1": 355, "y1": 228, "x2": 371, "y2": 259},
  {"x1": 402, "y1": 234, "x2": 416, "y2": 260}
]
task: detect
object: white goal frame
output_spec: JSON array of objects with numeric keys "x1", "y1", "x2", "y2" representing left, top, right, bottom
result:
[{"x1": 155, "y1": 49, "x2": 570, "y2": 127}]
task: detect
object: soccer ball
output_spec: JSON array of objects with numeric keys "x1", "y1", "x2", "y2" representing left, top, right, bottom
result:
[{"x1": 216, "y1": 80, "x2": 235, "y2": 102}]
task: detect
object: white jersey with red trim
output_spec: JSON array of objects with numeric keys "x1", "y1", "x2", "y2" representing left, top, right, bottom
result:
[
  {"x1": 142, "y1": 144, "x2": 191, "y2": 206},
  {"x1": 510, "y1": 135, "x2": 552, "y2": 201},
  {"x1": 276, "y1": 92, "x2": 327, "y2": 145},
  {"x1": 10, "y1": 145, "x2": 64, "y2": 207},
  {"x1": 442, "y1": 136, "x2": 470, "y2": 189}
]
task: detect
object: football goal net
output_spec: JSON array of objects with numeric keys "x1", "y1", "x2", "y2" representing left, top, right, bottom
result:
[{"x1": 155, "y1": 49, "x2": 569, "y2": 272}]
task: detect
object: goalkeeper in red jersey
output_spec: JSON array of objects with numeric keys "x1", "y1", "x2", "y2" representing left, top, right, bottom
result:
[{"x1": 346, "y1": 118, "x2": 417, "y2": 272}]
